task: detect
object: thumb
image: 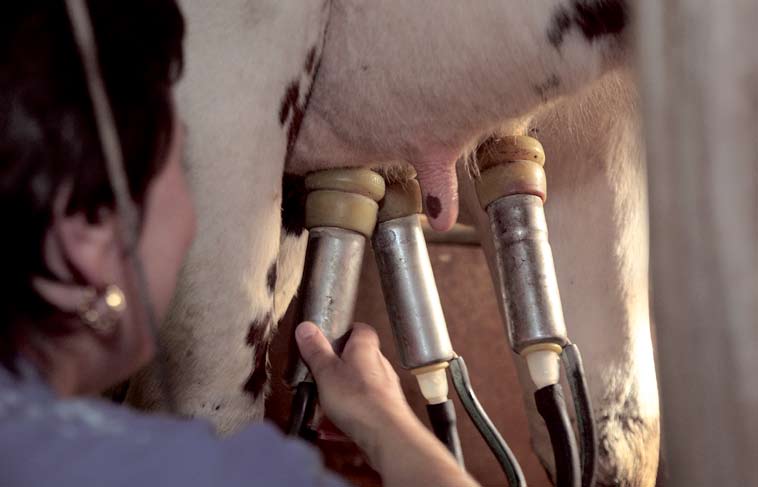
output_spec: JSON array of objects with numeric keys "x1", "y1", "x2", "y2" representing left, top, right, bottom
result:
[{"x1": 295, "y1": 321, "x2": 338, "y2": 380}]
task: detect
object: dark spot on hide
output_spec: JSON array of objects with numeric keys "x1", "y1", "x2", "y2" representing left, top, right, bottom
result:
[
  {"x1": 286, "y1": 101, "x2": 306, "y2": 157},
  {"x1": 245, "y1": 314, "x2": 269, "y2": 347},
  {"x1": 282, "y1": 43, "x2": 325, "y2": 163},
  {"x1": 425, "y1": 195, "x2": 442, "y2": 219},
  {"x1": 533, "y1": 74, "x2": 562, "y2": 101},
  {"x1": 242, "y1": 341, "x2": 270, "y2": 398},
  {"x1": 573, "y1": 0, "x2": 628, "y2": 42},
  {"x1": 548, "y1": 0, "x2": 628, "y2": 48},
  {"x1": 279, "y1": 78, "x2": 314, "y2": 163},
  {"x1": 243, "y1": 313, "x2": 273, "y2": 397},
  {"x1": 305, "y1": 46, "x2": 318, "y2": 74},
  {"x1": 266, "y1": 261, "x2": 278, "y2": 295},
  {"x1": 548, "y1": 6, "x2": 573, "y2": 47},
  {"x1": 279, "y1": 81, "x2": 300, "y2": 126},
  {"x1": 281, "y1": 173, "x2": 307, "y2": 237}
]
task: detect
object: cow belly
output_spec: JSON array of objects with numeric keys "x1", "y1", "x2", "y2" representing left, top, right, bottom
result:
[{"x1": 289, "y1": 0, "x2": 628, "y2": 231}]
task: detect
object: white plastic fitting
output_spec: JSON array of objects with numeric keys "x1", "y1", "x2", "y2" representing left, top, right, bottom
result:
[
  {"x1": 524, "y1": 346, "x2": 561, "y2": 389},
  {"x1": 413, "y1": 366, "x2": 449, "y2": 405}
]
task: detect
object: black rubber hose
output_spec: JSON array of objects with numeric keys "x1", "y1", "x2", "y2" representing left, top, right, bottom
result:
[
  {"x1": 426, "y1": 400, "x2": 465, "y2": 466},
  {"x1": 534, "y1": 384, "x2": 581, "y2": 487},
  {"x1": 287, "y1": 381, "x2": 318, "y2": 439},
  {"x1": 561, "y1": 344, "x2": 597, "y2": 487},
  {"x1": 449, "y1": 357, "x2": 526, "y2": 487}
]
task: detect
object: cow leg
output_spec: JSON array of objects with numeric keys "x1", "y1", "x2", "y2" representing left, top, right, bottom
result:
[
  {"x1": 460, "y1": 70, "x2": 659, "y2": 486},
  {"x1": 125, "y1": 0, "x2": 329, "y2": 433}
]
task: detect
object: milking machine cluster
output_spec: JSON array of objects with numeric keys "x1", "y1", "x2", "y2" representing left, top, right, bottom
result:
[{"x1": 286, "y1": 136, "x2": 597, "y2": 487}]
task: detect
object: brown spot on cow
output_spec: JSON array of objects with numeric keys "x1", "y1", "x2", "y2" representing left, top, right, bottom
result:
[
  {"x1": 266, "y1": 261, "x2": 278, "y2": 295},
  {"x1": 425, "y1": 195, "x2": 442, "y2": 219},
  {"x1": 278, "y1": 81, "x2": 300, "y2": 126},
  {"x1": 243, "y1": 312, "x2": 273, "y2": 397},
  {"x1": 242, "y1": 340, "x2": 271, "y2": 397},
  {"x1": 286, "y1": 101, "x2": 305, "y2": 155},
  {"x1": 548, "y1": 5, "x2": 573, "y2": 47},
  {"x1": 534, "y1": 74, "x2": 561, "y2": 101},
  {"x1": 279, "y1": 78, "x2": 313, "y2": 162},
  {"x1": 305, "y1": 46, "x2": 318, "y2": 74},
  {"x1": 548, "y1": 0, "x2": 628, "y2": 48},
  {"x1": 281, "y1": 173, "x2": 307, "y2": 236},
  {"x1": 245, "y1": 314, "x2": 269, "y2": 347}
]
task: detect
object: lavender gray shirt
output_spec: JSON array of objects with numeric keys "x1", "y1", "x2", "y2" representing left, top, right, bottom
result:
[{"x1": 0, "y1": 362, "x2": 349, "y2": 486}]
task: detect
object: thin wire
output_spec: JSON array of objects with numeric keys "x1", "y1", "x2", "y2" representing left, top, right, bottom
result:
[{"x1": 63, "y1": 0, "x2": 177, "y2": 413}]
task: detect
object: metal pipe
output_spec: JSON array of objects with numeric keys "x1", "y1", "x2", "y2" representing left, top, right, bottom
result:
[
  {"x1": 373, "y1": 214, "x2": 455, "y2": 369},
  {"x1": 371, "y1": 174, "x2": 464, "y2": 463},
  {"x1": 486, "y1": 194, "x2": 568, "y2": 354},
  {"x1": 286, "y1": 227, "x2": 367, "y2": 386},
  {"x1": 372, "y1": 173, "x2": 524, "y2": 476},
  {"x1": 475, "y1": 135, "x2": 590, "y2": 486},
  {"x1": 286, "y1": 168, "x2": 385, "y2": 437}
]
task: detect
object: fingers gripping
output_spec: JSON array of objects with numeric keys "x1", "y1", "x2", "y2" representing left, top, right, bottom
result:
[
  {"x1": 342, "y1": 322, "x2": 380, "y2": 355},
  {"x1": 295, "y1": 321, "x2": 338, "y2": 380},
  {"x1": 296, "y1": 321, "x2": 383, "y2": 376}
]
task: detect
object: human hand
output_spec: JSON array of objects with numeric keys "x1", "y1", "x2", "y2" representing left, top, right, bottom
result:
[
  {"x1": 294, "y1": 321, "x2": 416, "y2": 459},
  {"x1": 296, "y1": 321, "x2": 479, "y2": 487}
]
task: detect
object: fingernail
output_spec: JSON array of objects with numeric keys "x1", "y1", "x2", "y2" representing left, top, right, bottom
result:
[{"x1": 296, "y1": 322, "x2": 317, "y2": 341}]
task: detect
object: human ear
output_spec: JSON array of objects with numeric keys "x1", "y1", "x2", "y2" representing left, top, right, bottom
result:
[{"x1": 51, "y1": 209, "x2": 122, "y2": 288}]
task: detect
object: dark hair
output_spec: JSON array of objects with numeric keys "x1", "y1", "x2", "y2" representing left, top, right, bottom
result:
[{"x1": 0, "y1": 1, "x2": 185, "y2": 368}]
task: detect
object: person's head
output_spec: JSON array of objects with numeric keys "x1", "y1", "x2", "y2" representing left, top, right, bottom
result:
[{"x1": 0, "y1": 1, "x2": 193, "y2": 392}]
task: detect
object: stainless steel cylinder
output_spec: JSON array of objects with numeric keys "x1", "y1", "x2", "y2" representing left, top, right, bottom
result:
[
  {"x1": 487, "y1": 194, "x2": 568, "y2": 353},
  {"x1": 372, "y1": 214, "x2": 455, "y2": 369},
  {"x1": 286, "y1": 226, "x2": 366, "y2": 386}
]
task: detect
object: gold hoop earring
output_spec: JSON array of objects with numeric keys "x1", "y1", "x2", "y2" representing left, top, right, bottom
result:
[{"x1": 78, "y1": 284, "x2": 126, "y2": 335}]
